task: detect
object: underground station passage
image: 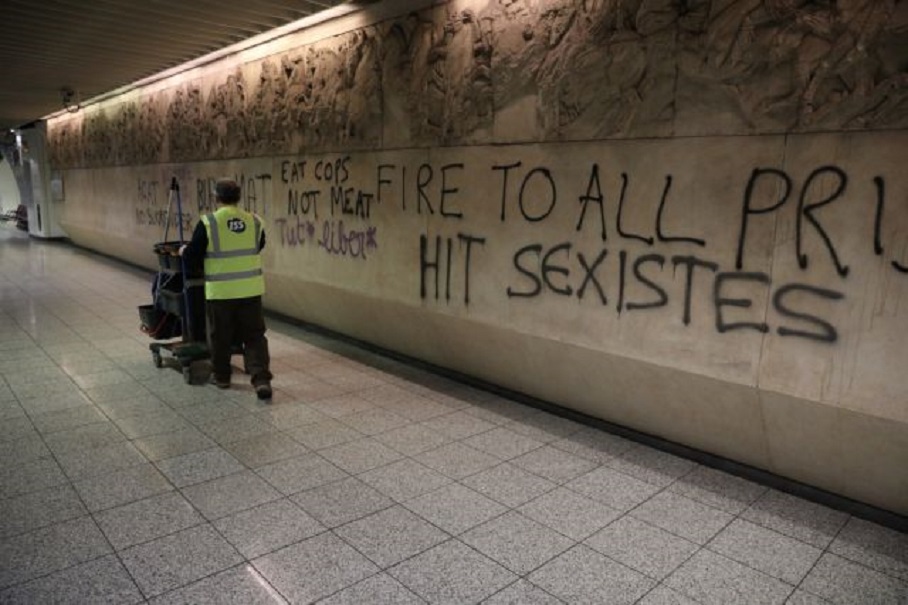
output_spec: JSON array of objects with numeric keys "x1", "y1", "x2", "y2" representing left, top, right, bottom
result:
[{"x1": 1, "y1": 0, "x2": 906, "y2": 603}]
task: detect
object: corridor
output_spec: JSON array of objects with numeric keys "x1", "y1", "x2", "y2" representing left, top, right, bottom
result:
[{"x1": 0, "y1": 224, "x2": 905, "y2": 604}]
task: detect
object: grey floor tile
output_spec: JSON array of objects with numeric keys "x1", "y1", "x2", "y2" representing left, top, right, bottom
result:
[
  {"x1": 828, "y1": 517, "x2": 908, "y2": 582},
  {"x1": 197, "y1": 414, "x2": 279, "y2": 446},
  {"x1": 155, "y1": 447, "x2": 245, "y2": 488},
  {"x1": 181, "y1": 470, "x2": 282, "y2": 520},
  {"x1": 153, "y1": 387, "x2": 226, "y2": 408},
  {"x1": 519, "y1": 487, "x2": 622, "y2": 541},
  {"x1": 0, "y1": 516, "x2": 112, "y2": 589},
  {"x1": 637, "y1": 585, "x2": 701, "y2": 604},
  {"x1": 0, "y1": 416, "x2": 38, "y2": 443},
  {"x1": 742, "y1": 490, "x2": 849, "y2": 549},
  {"x1": 380, "y1": 396, "x2": 453, "y2": 422},
  {"x1": 292, "y1": 476, "x2": 395, "y2": 528},
  {"x1": 463, "y1": 426, "x2": 545, "y2": 461},
  {"x1": 113, "y1": 409, "x2": 190, "y2": 439},
  {"x1": 307, "y1": 394, "x2": 377, "y2": 418},
  {"x1": 605, "y1": 445, "x2": 698, "y2": 488},
  {"x1": 664, "y1": 549, "x2": 794, "y2": 605},
  {"x1": 800, "y1": 553, "x2": 908, "y2": 605},
  {"x1": 74, "y1": 462, "x2": 174, "y2": 512},
  {"x1": 0, "y1": 402, "x2": 26, "y2": 423},
  {"x1": 550, "y1": 426, "x2": 635, "y2": 464},
  {"x1": 281, "y1": 378, "x2": 345, "y2": 402},
  {"x1": 43, "y1": 421, "x2": 127, "y2": 456},
  {"x1": 405, "y1": 483, "x2": 508, "y2": 536},
  {"x1": 462, "y1": 398, "x2": 537, "y2": 425},
  {"x1": 256, "y1": 452, "x2": 349, "y2": 495},
  {"x1": 57, "y1": 440, "x2": 149, "y2": 480},
  {"x1": 416, "y1": 442, "x2": 501, "y2": 480},
  {"x1": 318, "y1": 369, "x2": 384, "y2": 391},
  {"x1": 528, "y1": 544, "x2": 655, "y2": 604},
  {"x1": 335, "y1": 505, "x2": 450, "y2": 568},
  {"x1": 320, "y1": 437, "x2": 405, "y2": 474},
  {"x1": 421, "y1": 411, "x2": 498, "y2": 440},
  {"x1": 286, "y1": 418, "x2": 363, "y2": 450},
  {"x1": 708, "y1": 518, "x2": 823, "y2": 585},
  {"x1": 94, "y1": 491, "x2": 205, "y2": 550},
  {"x1": 374, "y1": 423, "x2": 453, "y2": 456},
  {"x1": 256, "y1": 401, "x2": 330, "y2": 428},
  {"x1": 482, "y1": 579, "x2": 564, "y2": 604},
  {"x1": 318, "y1": 572, "x2": 425, "y2": 605},
  {"x1": 71, "y1": 369, "x2": 137, "y2": 389},
  {"x1": 585, "y1": 516, "x2": 699, "y2": 581},
  {"x1": 120, "y1": 524, "x2": 244, "y2": 598},
  {"x1": 510, "y1": 445, "x2": 598, "y2": 484},
  {"x1": 0, "y1": 434, "x2": 52, "y2": 467},
  {"x1": 566, "y1": 466, "x2": 661, "y2": 512},
  {"x1": 132, "y1": 427, "x2": 217, "y2": 462},
  {"x1": 171, "y1": 400, "x2": 248, "y2": 426},
  {"x1": 213, "y1": 498, "x2": 325, "y2": 559},
  {"x1": 389, "y1": 539, "x2": 517, "y2": 605},
  {"x1": 0, "y1": 554, "x2": 143, "y2": 605},
  {"x1": 358, "y1": 458, "x2": 452, "y2": 502},
  {"x1": 19, "y1": 392, "x2": 94, "y2": 416},
  {"x1": 337, "y1": 406, "x2": 412, "y2": 436},
  {"x1": 505, "y1": 412, "x2": 584, "y2": 443},
  {"x1": 786, "y1": 590, "x2": 833, "y2": 605},
  {"x1": 668, "y1": 465, "x2": 768, "y2": 514},
  {"x1": 30, "y1": 404, "x2": 108, "y2": 435},
  {"x1": 356, "y1": 384, "x2": 416, "y2": 407},
  {"x1": 632, "y1": 491, "x2": 734, "y2": 545},
  {"x1": 252, "y1": 532, "x2": 379, "y2": 604},
  {"x1": 83, "y1": 382, "x2": 154, "y2": 404},
  {"x1": 462, "y1": 462, "x2": 558, "y2": 508},
  {"x1": 0, "y1": 457, "x2": 69, "y2": 498},
  {"x1": 96, "y1": 395, "x2": 171, "y2": 420},
  {"x1": 0, "y1": 484, "x2": 87, "y2": 540},
  {"x1": 10, "y1": 379, "x2": 78, "y2": 402},
  {"x1": 461, "y1": 511, "x2": 575, "y2": 575},
  {"x1": 223, "y1": 431, "x2": 309, "y2": 468},
  {"x1": 147, "y1": 564, "x2": 289, "y2": 604}
]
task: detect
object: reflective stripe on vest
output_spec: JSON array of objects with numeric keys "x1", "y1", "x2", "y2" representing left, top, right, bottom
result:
[{"x1": 202, "y1": 207, "x2": 265, "y2": 300}]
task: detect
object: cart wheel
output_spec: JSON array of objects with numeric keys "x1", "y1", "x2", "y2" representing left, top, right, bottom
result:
[
  {"x1": 152, "y1": 352, "x2": 163, "y2": 368},
  {"x1": 182, "y1": 365, "x2": 192, "y2": 384}
]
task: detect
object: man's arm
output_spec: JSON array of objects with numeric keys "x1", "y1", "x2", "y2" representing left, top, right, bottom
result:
[{"x1": 179, "y1": 221, "x2": 208, "y2": 259}]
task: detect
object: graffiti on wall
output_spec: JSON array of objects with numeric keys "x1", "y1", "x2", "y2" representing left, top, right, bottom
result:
[
  {"x1": 124, "y1": 143, "x2": 907, "y2": 346},
  {"x1": 373, "y1": 157, "x2": 901, "y2": 344}
]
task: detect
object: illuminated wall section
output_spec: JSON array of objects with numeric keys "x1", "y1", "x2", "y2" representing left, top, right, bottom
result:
[{"x1": 45, "y1": 0, "x2": 908, "y2": 514}]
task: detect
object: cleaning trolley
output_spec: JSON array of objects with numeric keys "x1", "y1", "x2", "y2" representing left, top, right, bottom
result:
[{"x1": 138, "y1": 177, "x2": 209, "y2": 383}]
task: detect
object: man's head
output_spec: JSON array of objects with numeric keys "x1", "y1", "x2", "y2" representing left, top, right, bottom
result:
[{"x1": 214, "y1": 179, "x2": 241, "y2": 205}]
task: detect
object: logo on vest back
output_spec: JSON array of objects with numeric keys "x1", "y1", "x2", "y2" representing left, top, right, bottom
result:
[{"x1": 226, "y1": 218, "x2": 247, "y2": 233}]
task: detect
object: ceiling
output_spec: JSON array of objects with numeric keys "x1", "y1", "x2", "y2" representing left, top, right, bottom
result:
[{"x1": 0, "y1": 0, "x2": 351, "y2": 131}]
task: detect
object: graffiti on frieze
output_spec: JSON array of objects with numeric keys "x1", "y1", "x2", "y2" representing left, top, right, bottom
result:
[
  {"x1": 367, "y1": 158, "x2": 905, "y2": 345},
  {"x1": 275, "y1": 156, "x2": 380, "y2": 259}
]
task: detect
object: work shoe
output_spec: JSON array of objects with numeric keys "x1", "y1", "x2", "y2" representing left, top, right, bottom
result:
[
  {"x1": 255, "y1": 384, "x2": 273, "y2": 400},
  {"x1": 210, "y1": 375, "x2": 230, "y2": 389}
]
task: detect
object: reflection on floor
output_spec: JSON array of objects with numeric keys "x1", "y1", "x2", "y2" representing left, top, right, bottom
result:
[{"x1": 1, "y1": 225, "x2": 906, "y2": 604}]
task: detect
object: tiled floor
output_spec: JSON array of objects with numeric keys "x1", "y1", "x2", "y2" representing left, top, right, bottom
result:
[{"x1": 1, "y1": 223, "x2": 906, "y2": 604}]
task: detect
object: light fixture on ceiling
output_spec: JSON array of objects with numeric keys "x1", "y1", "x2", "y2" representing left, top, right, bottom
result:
[{"x1": 60, "y1": 87, "x2": 81, "y2": 113}]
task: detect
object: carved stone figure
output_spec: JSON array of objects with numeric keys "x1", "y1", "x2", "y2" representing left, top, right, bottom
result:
[{"x1": 45, "y1": 0, "x2": 907, "y2": 168}]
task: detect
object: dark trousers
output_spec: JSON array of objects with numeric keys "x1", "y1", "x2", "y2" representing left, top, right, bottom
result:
[{"x1": 207, "y1": 296, "x2": 272, "y2": 387}]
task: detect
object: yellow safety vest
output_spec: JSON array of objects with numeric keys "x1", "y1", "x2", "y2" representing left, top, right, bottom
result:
[{"x1": 201, "y1": 206, "x2": 265, "y2": 300}]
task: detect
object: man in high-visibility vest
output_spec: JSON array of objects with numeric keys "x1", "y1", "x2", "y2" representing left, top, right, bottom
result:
[{"x1": 182, "y1": 178, "x2": 273, "y2": 399}]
